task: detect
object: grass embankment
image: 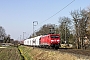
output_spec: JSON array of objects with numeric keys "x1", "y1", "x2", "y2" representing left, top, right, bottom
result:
[
  {"x1": 18, "y1": 46, "x2": 90, "y2": 60},
  {"x1": 18, "y1": 46, "x2": 75, "y2": 60},
  {"x1": 0, "y1": 46, "x2": 21, "y2": 60},
  {"x1": 18, "y1": 46, "x2": 32, "y2": 60}
]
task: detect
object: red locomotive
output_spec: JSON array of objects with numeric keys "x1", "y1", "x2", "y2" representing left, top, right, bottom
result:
[{"x1": 40, "y1": 34, "x2": 60, "y2": 49}]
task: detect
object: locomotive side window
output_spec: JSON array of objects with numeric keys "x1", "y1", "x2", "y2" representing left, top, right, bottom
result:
[{"x1": 51, "y1": 36, "x2": 59, "y2": 38}]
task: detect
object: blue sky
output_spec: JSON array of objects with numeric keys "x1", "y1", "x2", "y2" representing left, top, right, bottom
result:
[{"x1": 0, "y1": 0, "x2": 90, "y2": 40}]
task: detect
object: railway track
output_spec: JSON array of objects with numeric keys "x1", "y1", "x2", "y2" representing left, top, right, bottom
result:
[{"x1": 58, "y1": 49, "x2": 90, "y2": 56}]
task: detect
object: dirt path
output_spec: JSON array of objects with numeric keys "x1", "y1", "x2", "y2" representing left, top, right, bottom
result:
[{"x1": 0, "y1": 47, "x2": 7, "y2": 48}]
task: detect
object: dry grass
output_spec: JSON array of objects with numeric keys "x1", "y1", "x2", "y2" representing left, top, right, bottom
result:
[
  {"x1": 19, "y1": 46, "x2": 90, "y2": 60},
  {"x1": 0, "y1": 46, "x2": 21, "y2": 60}
]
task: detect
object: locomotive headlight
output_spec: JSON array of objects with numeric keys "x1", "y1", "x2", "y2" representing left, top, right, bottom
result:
[
  {"x1": 51, "y1": 40, "x2": 54, "y2": 42},
  {"x1": 57, "y1": 40, "x2": 60, "y2": 41}
]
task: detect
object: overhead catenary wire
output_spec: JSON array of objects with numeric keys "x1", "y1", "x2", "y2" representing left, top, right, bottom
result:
[
  {"x1": 34, "y1": 0, "x2": 75, "y2": 32},
  {"x1": 39, "y1": 0, "x2": 75, "y2": 25}
]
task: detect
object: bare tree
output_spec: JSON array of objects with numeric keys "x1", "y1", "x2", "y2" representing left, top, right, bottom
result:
[
  {"x1": 71, "y1": 9, "x2": 88, "y2": 49},
  {"x1": 0, "y1": 26, "x2": 6, "y2": 43},
  {"x1": 58, "y1": 17, "x2": 72, "y2": 44},
  {"x1": 86, "y1": 7, "x2": 90, "y2": 40},
  {"x1": 36, "y1": 24, "x2": 55, "y2": 36},
  {"x1": 3, "y1": 35, "x2": 11, "y2": 43}
]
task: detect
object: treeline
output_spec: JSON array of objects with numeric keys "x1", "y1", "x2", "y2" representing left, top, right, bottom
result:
[
  {"x1": 0, "y1": 26, "x2": 13, "y2": 43},
  {"x1": 0, "y1": 26, "x2": 19, "y2": 45},
  {"x1": 30, "y1": 8, "x2": 90, "y2": 49}
]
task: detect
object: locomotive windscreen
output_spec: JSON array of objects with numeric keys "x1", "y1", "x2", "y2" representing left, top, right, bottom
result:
[{"x1": 51, "y1": 35, "x2": 59, "y2": 38}]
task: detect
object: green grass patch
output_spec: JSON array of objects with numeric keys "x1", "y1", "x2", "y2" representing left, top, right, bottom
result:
[{"x1": 18, "y1": 45, "x2": 32, "y2": 60}]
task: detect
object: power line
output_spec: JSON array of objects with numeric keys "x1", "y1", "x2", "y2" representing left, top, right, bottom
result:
[
  {"x1": 35, "y1": 0, "x2": 75, "y2": 32},
  {"x1": 39, "y1": 0, "x2": 75, "y2": 25}
]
